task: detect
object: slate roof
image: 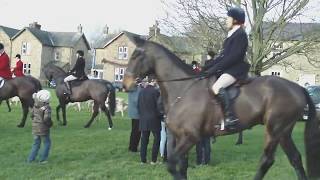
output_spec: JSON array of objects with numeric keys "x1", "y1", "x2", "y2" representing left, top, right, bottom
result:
[
  {"x1": 93, "y1": 31, "x2": 147, "y2": 49},
  {"x1": 0, "y1": 26, "x2": 19, "y2": 38},
  {"x1": 12, "y1": 27, "x2": 91, "y2": 49},
  {"x1": 263, "y1": 22, "x2": 320, "y2": 41},
  {"x1": 148, "y1": 34, "x2": 202, "y2": 54}
]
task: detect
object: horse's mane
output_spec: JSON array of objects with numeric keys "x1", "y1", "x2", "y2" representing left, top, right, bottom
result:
[{"x1": 146, "y1": 41, "x2": 196, "y2": 75}]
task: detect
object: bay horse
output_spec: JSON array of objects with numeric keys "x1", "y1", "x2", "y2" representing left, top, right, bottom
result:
[
  {"x1": 123, "y1": 38, "x2": 320, "y2": 180},
  {"x1": 43, "y1": 63, "x2": 115, "y2": 129},
  {"x1": 0, "y1": 76, "x2": 42, "y2": 127}
]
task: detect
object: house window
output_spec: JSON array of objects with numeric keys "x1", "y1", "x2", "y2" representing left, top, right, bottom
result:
[
  {"x1": 21, "y1": 42, "x2": 31, "y2": 55},
  {"x1": 271, "y1": 71, "x2": 281, "y2": 76},
  {"x1": 118, "y1": 46, "x2": 128, "y2": 60},
  {"x1": 114, "y1": 67, "x2": 126, "y2": 81},
  {"x1": 55, "y1": 51, "x2": 60, "y2": 61},
  {"x1": 23, "y1": 63, "x2": 31, "y2": 75}
]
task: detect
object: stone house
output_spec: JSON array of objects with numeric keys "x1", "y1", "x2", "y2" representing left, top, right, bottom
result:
[
  {"x1": 10, "y1": 22, "x2": 90, "y2": 81},
  {"x1": 261, "y1": 22, "x2": 320, "y2": 86},
  {"x1": 92, "y1": 23, "x2": 205, "y2": 83},
  {"x1": 0, "y1": 25, "x2": 19, "y2": 60},
  {"x1": 93, "y1": 26, "x2": 146, "y2": 82}
]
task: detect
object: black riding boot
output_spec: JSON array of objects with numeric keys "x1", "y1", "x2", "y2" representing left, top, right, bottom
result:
[
  {"x1": 64, "y1": 82, "x2": 72, "y2": 95},
  {"x1": 217, "y1": 88, "x2": 239, "y2": 130}
]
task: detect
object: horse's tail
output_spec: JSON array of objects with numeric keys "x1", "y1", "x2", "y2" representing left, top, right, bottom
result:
[
  {"x1": 303, "y1": 88, "x2": 320, "y2": 178},
  {"x1": 107, "y1": 83, "x2": 116, "y2": 116}
]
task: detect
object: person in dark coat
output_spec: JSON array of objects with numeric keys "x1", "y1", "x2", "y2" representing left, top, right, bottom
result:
[
  {"x1": 127, "y1": 81, "x2": 142, "y2": 152},
  {"x1": 12, "y1": 54, "x2": 24, "y2": 77},
  {"x1": 202, "y1": 7, "x2": 249, "y2": 130},
  {"x1": 0, "y1": 43, "x2": 12, "y2": 80},
  {"x1": 63, "y1": 50, "x2": 87, "y2": 96},
  {"x1": 138, "y1": 79, "x2": 161, "y2": 164}
]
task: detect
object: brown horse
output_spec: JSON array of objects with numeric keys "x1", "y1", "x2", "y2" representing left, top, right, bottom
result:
[
  {"x1": 0, "y1": 76, "x2": 42, "y2": 127},
  {"x1": 43, "y1": 63, "x2": 116, "y2": 129},
  {"x1": 123, "y1": 38, "x2": 320, "y2": 180}
]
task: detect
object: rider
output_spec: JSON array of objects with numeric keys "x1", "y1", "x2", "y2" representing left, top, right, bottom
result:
[
  {"x1": 12, "y1": 54, "x2": 24, "y2": 77},
  {"x1": 203, "y1": 7, "x2": 249, "y2": 130},
  {"x1": 63, "y1": 50, "x2": 86, "y2": 96},
  {"x1": 0, "y1": 43, "x2": 13, "y2": 80}
]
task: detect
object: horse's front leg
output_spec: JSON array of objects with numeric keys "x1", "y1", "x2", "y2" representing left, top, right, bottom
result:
[
  {"x1": 61, "y1": 104, "x2": 67, "y2": 126},
  {"x1": 17, "y1": 100, "x2": 29, "y2": 128},
  {"x1": 56, "y1": 104, "x2": 62, "y2": 125},
  {"x1": 84, "y1": 101, "x2": 99, "y2": 128},
  {"x1": 168, "y1": 135, "x2": 194, "y2": 180}
]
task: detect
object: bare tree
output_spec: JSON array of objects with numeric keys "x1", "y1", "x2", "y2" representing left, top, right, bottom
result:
[{"x1": 161, "y1": 0, "x2": 320, "y2": 75}]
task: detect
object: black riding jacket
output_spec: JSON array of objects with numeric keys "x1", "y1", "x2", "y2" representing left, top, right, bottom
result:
[
  {"x1": 70, "y1": 57, "x2": 86, "y2": 78},
  {"x1": 204, "y1": 27, "x2": 249, "y2": 80}
]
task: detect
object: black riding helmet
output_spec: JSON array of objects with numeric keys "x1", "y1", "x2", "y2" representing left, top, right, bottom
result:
[{"x1": 227, "y1": 7, "x2": 245, "y2": 24}]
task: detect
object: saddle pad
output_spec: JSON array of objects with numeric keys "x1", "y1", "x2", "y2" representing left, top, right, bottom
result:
[{"x1": 0, "y1": 77, "x2": 5, "y2": 88}]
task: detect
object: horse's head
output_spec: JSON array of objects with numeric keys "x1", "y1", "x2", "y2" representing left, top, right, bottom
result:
[
  {"x1": 123, "y1": 39, "x2": 155, "y2": 91},
  {"x1": 43, "y1": 65, "x2": 53, "y2": 81},
  {"x1": 42, "y1": 62, "x2": 66, "y2": 82}
]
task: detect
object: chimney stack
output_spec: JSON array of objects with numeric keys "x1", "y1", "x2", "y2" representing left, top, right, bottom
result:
[
  {"x1": 29, "y1": 22, "x2": 41, "y2": 30},
  {"x1": 103, "y1": 25, "x2": 109, "y2": 35},
  {"x1": 77, "y1": 24, "x2": 83, "y2": 33},
  {"x1": 148, "y1": 21, "x2": 160, "y2": 37}
]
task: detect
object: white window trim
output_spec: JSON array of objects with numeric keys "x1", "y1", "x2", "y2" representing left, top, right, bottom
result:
[
  {"x1": 118, "y1": 46, "x2": 128, "y2": 60},
  {"x1": 55, "y1": 51, "x2": 60, "y2": 61},
  {"x1": 23, "y1": 63, "x2": 31, "y2": 75},
  {"x1": 114, "y1": 67, "x2": 126, "y2": 81},
  {"x1": 271, "y1": 71, "x2": 281, "y2": 76},
  {"x1": 22, "y1": 42, "x2": 31, "y2": 55}
]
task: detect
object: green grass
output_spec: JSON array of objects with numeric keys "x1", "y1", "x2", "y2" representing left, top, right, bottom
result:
[{"x1": 0, "y1": 89, "x2": 308, "y2": 179}]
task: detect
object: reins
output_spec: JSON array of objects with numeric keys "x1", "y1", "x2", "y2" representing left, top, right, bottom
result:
[{"x1": 157, "y1": 74, "x2": 205, "y2": 82}]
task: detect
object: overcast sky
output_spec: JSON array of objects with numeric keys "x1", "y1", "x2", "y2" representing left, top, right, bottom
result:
[
  {"x1": 1, "y1": 0, "x2": 319, "y2": 41},
  {"x1": 0, "y1": 0, "x2": 166, "y2": 40}
]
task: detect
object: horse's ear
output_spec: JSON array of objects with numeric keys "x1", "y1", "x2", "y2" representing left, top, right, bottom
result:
[{"x1": 132, "y1": 36, "x2": 146, "y2": 47}]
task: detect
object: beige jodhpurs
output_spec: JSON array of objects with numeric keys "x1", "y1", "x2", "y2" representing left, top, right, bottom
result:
[
  {"x1": 64, "y1": 75, "x2": 77, "y2": 83},
  {"x1": 212, "y1": 73, "x2": 236, "y2": 94}
]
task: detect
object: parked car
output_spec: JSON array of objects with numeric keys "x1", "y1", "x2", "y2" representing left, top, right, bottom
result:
[
  {"x1": 303, "y1": 86, "x2": 320, "y2": 120},
  {"x1": 112, "y1": 81, "x2": 124, "y2": 92}
]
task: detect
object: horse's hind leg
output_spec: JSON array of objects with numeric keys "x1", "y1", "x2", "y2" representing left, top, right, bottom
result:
[
  {"x1": 280, "y1": 134, "x2": 307, "y2": 180},
  {"x1": 100, "y1": 103, "x2": 113, "y2": 129},
  {"x1": 84, "y1": 101, "x2": 99, "y2": 128},
  {"x1": 61, "y1": 104, "x2": 67, "y2": 126},
  {"x1": 254, "y1": 131, "x2": 279, "y2": 180},
  {"x1": 6, "y1": 99, "x2": 11, "y2": 112},
  {"x1": 236, "y1": 131, "x2": 243, "y2": 145},
  {"x1": 17, "y1": 100, "x2": 29, "y2": 128}
]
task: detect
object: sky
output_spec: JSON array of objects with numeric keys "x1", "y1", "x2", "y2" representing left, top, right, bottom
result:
[
  {"x1": 0, "y1": 0, "x2": 167, "y2": 41},
  {"x1": 1, "y1": 0, "x2": 319, "y2": 42}
]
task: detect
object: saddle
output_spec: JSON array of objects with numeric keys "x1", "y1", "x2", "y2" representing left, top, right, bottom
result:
[
  {"x1": 208, "y1": 76, "x2": 255, "y2": 101},
  {"x1": 69, "y1": 76, "x2": 88, "y2": 87}
]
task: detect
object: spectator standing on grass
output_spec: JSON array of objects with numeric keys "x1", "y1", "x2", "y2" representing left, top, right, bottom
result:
[
  {"x1": 128, "y1": 79, "x2": 142, "y2": 152},
  {"x1": 138, "y1": 78, "x2": 161, "y2": 164},
  {"x1": 27, "y1": 90, "x2": 53, "y2": 164}
]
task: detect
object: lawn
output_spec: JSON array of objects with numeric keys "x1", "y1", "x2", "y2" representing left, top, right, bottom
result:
[{"x1": 0, "y1": 89, "x2": 307, "y2": 180}]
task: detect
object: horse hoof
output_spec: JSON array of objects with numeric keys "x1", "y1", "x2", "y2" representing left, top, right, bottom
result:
[
  {"x1": 235, "y1": 142, "x2": 242, "y2": 145},
  {"x1": 108, "y1": 127, "x2": 112, "y2": 130},
  {"x1": 17, "y1": 124, "x2": 24, "y2": 128},
  {"x1": 84, "y1": 125, "x2": 90, "y2": 128}
]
